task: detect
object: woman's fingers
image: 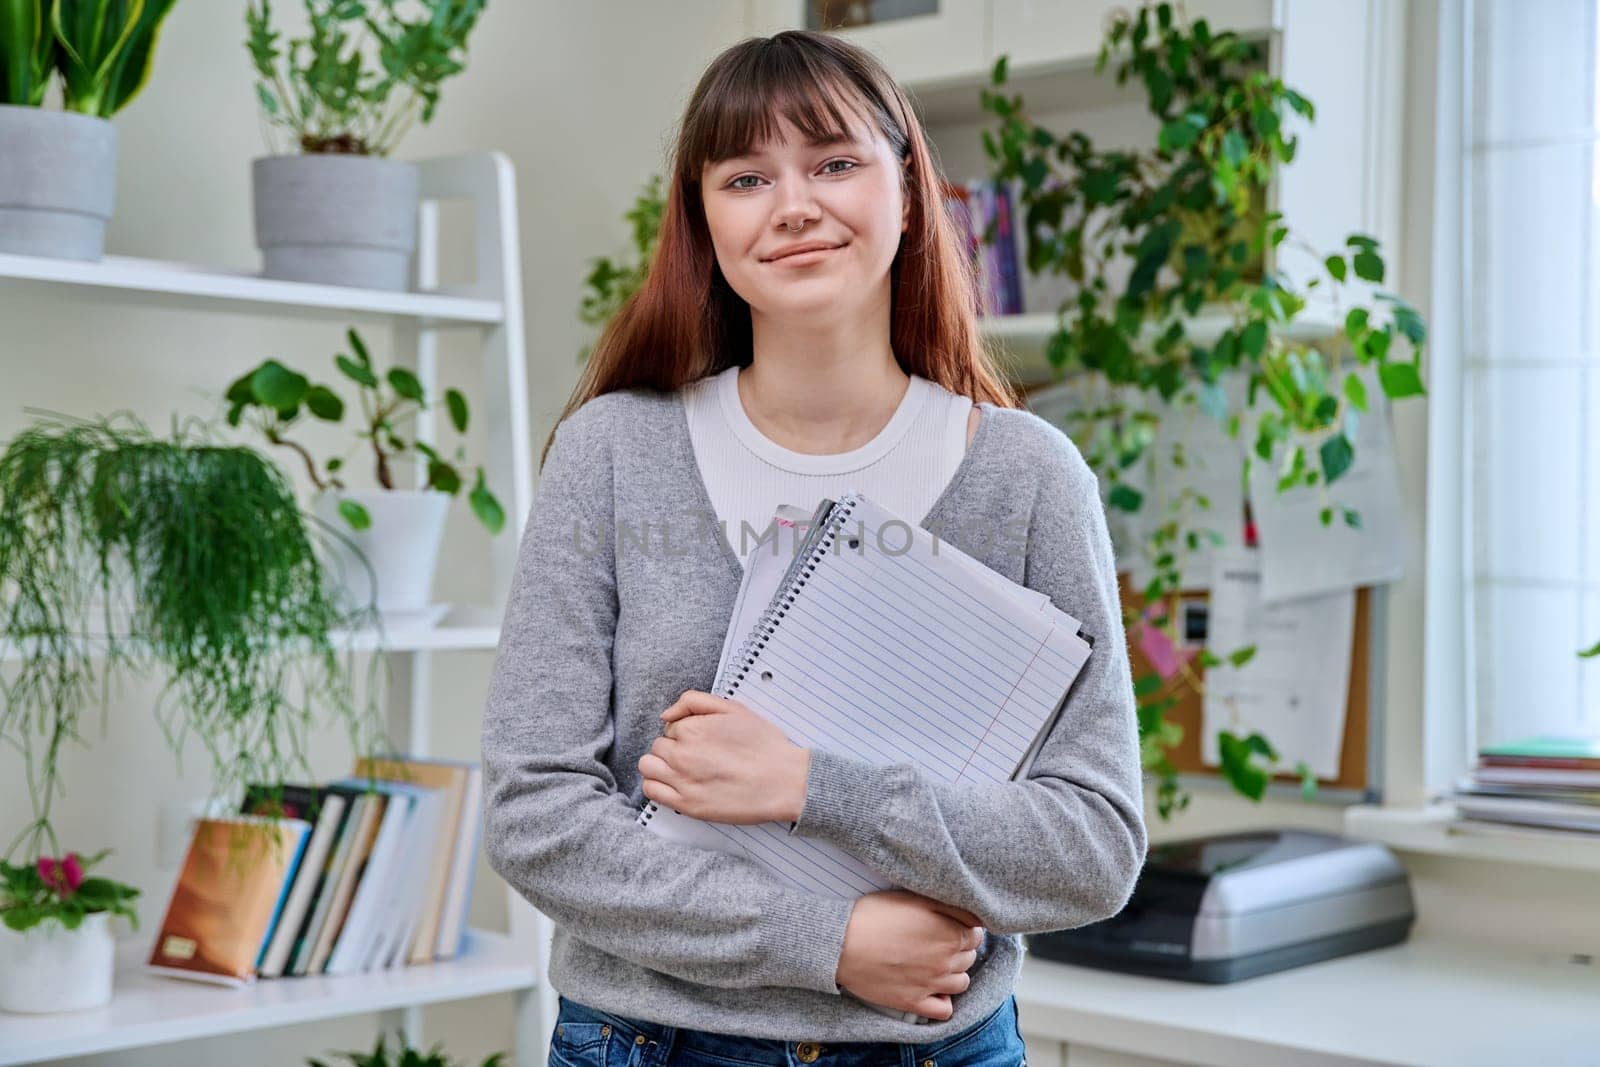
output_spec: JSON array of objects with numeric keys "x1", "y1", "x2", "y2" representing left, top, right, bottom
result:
[
  {"x1": 931, "y1": 969, "x2": 972, "y2": 995},
  {"x1": 914, "y1": 993, "x2": 954, "y2": 1021},
  {"x1": 639, "y1": 776, "x2": 683, "y2": 808},
  {"x1": 637, "y1": 752, "x2": 675, "y2": 783},
  {"x1": 924, "y1": 898, "x2": 984, "y2": 928},
  {"x1": 951, "y1": 948, "x2": 978, "y2": 972}
]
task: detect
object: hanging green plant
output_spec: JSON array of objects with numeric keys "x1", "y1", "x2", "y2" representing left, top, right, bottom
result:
[
  {"x1": 979, "y1": 2, "x2": 1427, "y2": 818},
  {"x1": 0, "y1": 411, "x2": 384, "y2": 863}
]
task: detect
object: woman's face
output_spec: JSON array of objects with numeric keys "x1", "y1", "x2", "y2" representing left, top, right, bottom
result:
[{"x1": 699, "y1": 107, "x2": 908, "y2": 321}]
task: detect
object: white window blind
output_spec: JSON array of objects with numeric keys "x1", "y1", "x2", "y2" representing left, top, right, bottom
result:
[{"x1": 1467, "y1": 0, "x2": 1600, "y2": 746}]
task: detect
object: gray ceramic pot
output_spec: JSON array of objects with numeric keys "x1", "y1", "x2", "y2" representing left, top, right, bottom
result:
[
  {"x1": 252, "y1": 154, "x2": 420, "y2": 290},
  {"x1": 0, "y1": 105, "x2": 118, "y2": 262}
]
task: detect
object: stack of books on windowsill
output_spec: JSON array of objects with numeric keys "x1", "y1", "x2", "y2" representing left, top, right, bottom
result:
[
  {"x1": 1449, "y1": 735, "x2": 1600, "y2": 834},
  {"x1": 145, "y1": 755, "x2": 483, "y2": 988}
]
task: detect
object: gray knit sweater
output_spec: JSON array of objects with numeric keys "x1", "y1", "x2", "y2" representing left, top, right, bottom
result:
[{"x1": 480, "y1": 385, "x2": 1147, "y2": 1043}]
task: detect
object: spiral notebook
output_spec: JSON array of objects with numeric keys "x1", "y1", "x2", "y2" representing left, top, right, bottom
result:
[{"x1": 635, "y1": 491, "x2": 1094, "y2": 897}]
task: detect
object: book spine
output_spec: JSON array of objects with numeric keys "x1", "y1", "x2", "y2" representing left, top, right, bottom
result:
[
  {"x1": 725, "y1": 495, "x2": 861, "y2": 698},
  {"x1": 638, "y1": 494, "x2": 861, "y2": 830}
]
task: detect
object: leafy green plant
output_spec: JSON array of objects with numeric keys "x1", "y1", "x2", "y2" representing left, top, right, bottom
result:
[
  {"x1": 53, "y1": 0, "x2": 178, "y2": 117},
  {"x1": 245, "y1": 0, "x2": 486, "y2": 155},
  {"x1": 0, "y1": 0, "x2": 178, "y2": 114},
  {"x1": 578, "y1": 173, "x2": 666, "y2": 363},
  {"x1": 979, "y1": 2, "x2": 1426, "y2": 818},
  {"x1": 0, "y1": 411, "x2": 383, "y2": 863},
  {"x1": 224, "y1": 327, "x2": 506, "y2": 535},
  {"x1": 308, "y1": 1031, "x2": 505, "y2": 1067},
  {"x1": 0, "y1": 0, "x2": 56, "y2": 105},
  {"x1": 0, "y1": 848, "x2": 139, "y2": 934}
]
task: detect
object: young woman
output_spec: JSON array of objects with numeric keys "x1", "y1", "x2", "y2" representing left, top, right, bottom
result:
[{"x1": 481, "y1": 29, "x2": 1146, "y2": 1067}]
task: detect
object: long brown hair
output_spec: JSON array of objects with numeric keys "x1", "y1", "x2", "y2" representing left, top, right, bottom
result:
[{"x1": 542, "y1": 29, "x2": 1021, "y2": 468}]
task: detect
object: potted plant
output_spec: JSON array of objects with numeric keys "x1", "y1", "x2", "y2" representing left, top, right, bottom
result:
[
  {"x1": 978, "y1": 2, "x2": 1427, "y2": 818},
  {"x1": 308, "y1": 1030, "x2": 505, "y2": 1067},
  {"x1": 0, "y1": 847, "x2": 140, "y2": 1014},
  {"x1": 0, "y1": 0, "x2": 178, "y2": 260},
  {"x1": 244, "y1": 0, "x2": 486, "y2": 290},
  {"x1": 0, "y1": 411, "x2": 385, "y2": 900},
  {"x1": 225, "y1": 326, "x2": 506, "y2": 621}
]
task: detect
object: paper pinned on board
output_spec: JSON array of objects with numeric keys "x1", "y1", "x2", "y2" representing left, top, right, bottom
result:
[
  {"x1": 1201, "y1": 547, "x2": 1355, "y2": 781},
  {"x1": 1127, "y1": 392, "x2": 1248, "y2": 593},
  {"x1": 1248, "y1": 363, "x2": 1406, "y2": 604},
  {"x1": 1025, "y1": 377, "x2": 1148, "y2": 565},
  {"x1": 1027, "y1": 378, "x2": 1247, "y2": 589}
]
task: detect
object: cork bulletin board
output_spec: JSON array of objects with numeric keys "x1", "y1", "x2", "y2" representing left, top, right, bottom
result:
[{"x1": 1119, "y1": 576, "x2": 1374, "y2": 792}]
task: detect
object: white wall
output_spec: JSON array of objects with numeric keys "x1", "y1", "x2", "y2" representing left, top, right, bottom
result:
[{"x1": 6, "y1": 3, "x2": 1597, "y2": 1065}]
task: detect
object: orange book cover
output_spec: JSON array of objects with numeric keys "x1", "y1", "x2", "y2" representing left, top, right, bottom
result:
[{"x1": 146, "y1": 816, "x2": 310, "y2": 987}]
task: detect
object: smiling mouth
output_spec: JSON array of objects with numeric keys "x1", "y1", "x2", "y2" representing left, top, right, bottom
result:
[{"x1": 766, "y1": 244, "x2": 844, "y2": 264}]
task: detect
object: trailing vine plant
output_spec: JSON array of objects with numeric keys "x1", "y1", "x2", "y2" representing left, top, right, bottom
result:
[
  {"x1": 0, "y1": 412, "x2": 385, "y2": 863},
  {"x1": 978, "y1": 3, "x2": 1427, "y2": 818}
]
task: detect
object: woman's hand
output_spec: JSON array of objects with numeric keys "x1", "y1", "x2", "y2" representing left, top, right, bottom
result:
[
  {"x1": 836, "y1": 890, "x2": 986, "y2": 1021},
  {"x1": 638, "y1": 690, "x2": 811, "y2": 824}
]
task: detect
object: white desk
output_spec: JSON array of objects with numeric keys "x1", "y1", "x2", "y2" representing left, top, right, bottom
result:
[{"x1": 1014, "y1": 935, "x2": 1600, "y2": 1067}]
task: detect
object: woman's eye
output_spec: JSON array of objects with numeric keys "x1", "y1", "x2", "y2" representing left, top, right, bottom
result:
[{"x1": 726, "y1": 160, "x2": 857, "y2": 190}]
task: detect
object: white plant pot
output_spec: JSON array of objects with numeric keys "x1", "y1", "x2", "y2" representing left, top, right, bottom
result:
[
  {"x1": 0, "y1": 105, "x2": 118, "y2": 262},
  {"x1": 313, "y1": 489, "x2": 450, "y2": 618},
  {"x1": 0, "y1": 910, "x2": 114, "y2": 1014},
  {"x1": 252, "y1": 154, "x2": 420, "y2": 290}
]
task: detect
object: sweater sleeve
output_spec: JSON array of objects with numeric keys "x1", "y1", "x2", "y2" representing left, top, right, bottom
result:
[
  {"x1": 480, "y1": 411, "x2": 854, "y2": 994},
  {"x1": 786, "y1": 426, "x2": 1148, "y2": 936}
]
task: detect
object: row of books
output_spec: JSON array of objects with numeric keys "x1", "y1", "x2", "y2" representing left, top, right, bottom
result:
[
  {"x1": 1449, "y1": 734, "x2": 1600, "y2": 833},
  {"x1": 942, "y1": 177, "x2": 1073, "y2": 318},
  {"x1": 146, "y1": 756, "x2": 483, "y2": 987}
]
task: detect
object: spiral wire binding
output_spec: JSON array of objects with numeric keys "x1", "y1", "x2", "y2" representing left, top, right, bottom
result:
[{"x1": 637, "y1": 494, "x2": 862, "y2": 827}]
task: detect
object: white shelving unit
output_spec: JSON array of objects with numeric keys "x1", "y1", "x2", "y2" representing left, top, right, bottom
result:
[
  {"x1": 0, "y1": 151, "x2": 554, "y2": 1067},
  {"x1": 978, "y1": 305, "x2": 1347, "y2": 387}
]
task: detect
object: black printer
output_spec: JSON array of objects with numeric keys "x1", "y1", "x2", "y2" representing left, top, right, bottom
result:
[{"x1": 1026, "y1": 829, "x2": 1415, "y2": 983}]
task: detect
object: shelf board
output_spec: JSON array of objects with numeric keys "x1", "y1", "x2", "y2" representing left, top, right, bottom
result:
[
  {"x1": 333, "y1": 604, "x2": 503, "y2": 653},
  {"x1": 1344, "y1": 802, "x2": 1600, "y2": 874},
  {"x1": 0, "y1": 252, "x2": 503, "y2": 326},
  {"x1": 980, "y1": 304, "x2": 1345, "y2": 386},
  {"x1": 0, "y1": 928, "x2": 536, "y2": 1066},
  {"x1": 2, "y1": 604, "x2": 503, "y2": 663}
]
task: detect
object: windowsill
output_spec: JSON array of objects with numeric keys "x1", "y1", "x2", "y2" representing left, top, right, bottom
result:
[{"x1": 1343, "y1": 802, "x2": 1600, "y2": 873}]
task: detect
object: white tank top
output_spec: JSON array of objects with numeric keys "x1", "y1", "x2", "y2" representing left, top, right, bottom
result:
[{"x1": 681, "y1": 364, "x2": 974, "y2": 567}]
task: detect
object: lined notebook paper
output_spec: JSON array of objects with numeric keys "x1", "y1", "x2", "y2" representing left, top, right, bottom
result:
[{"x1": 636, "y1": 491, "x2": 1093, "y2": 902}]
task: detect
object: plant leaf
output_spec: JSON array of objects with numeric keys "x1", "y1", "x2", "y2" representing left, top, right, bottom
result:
[
  {"x1": 469, "y1": 469, "x2": 505, "y2": 534},
  {"x1": 338, "y1": 499, "x2": 372, "y2": 530},
  {"x1": 306, "y1": 385, "x2": 344, "y2": 421},
  {"x1": 336, "y1": 355, "x2": 379, "y2": 389},
  {"x1": 387, "y1": 367, "x2": 425, "y2": 402},
  {"x1": 1379, "y1": 361, "x2": 1425, "y2": 398},
  {"x1": 445, "y1": 388, "x2": 468, "y2": 433}
]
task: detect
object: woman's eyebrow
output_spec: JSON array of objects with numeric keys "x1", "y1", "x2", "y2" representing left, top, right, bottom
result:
[{"x1": 723, "y1": 134, "x2": 863, "y2": 163}]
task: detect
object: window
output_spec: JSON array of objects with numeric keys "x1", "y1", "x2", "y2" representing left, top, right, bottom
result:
[{"x1": 1464, "y1": 0, "x2": 1600, "y2": 751}]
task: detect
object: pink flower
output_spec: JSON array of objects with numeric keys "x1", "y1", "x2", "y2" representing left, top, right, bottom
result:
[
  {"x1": 1135, "y1": 606, "x2": 1197, "y2": 682},
  {"x1": 60, "y1": 853, "x2": 84, "y2": 892},
  {"x1": 36, "y1": 853, "x2": 85, "y2": 898}
]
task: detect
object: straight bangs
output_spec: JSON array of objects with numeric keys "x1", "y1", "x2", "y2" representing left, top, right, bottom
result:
[{"x1": 680, "y1": 50, "x2": 904, "y2": 183}]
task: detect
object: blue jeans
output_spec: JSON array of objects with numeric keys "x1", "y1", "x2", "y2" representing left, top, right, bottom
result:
[{"x1": 548, "y1": 993, "x2": 1026, "y2": 1066}]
